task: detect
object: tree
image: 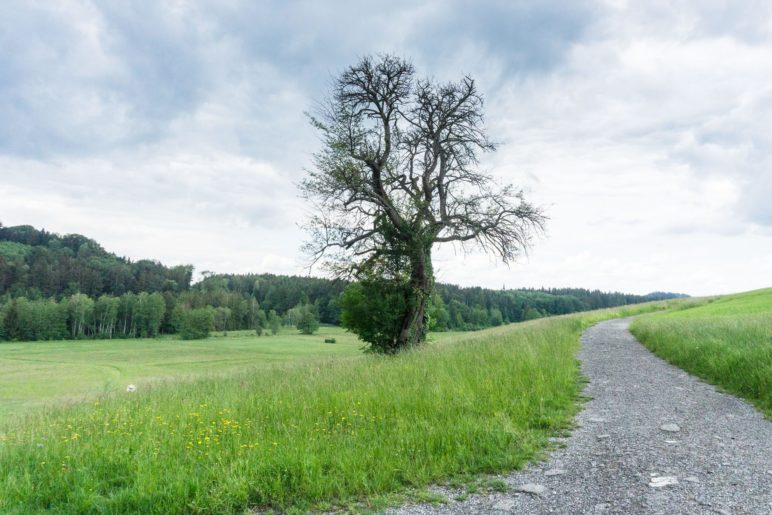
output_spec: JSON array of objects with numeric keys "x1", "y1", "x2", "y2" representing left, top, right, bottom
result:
[
  {"x1": 67, "y1": 293, "x2": 94, "y2": 338},
  {"x1": 256, "y1": 309, "x2": 267, "y2": 331},
  {"x1": 296, "y1": 303, "x2": 319, "y2": 335},
  {"x1": 176, "y1": 307, "x2": 214, "y2": 340},
  {"x1": 94, "y1": 295, "x2": 119, "y2": 338},
  {"x1": 301, "y1": 55, "x2": 544, "y2": 352},
  {"x1": 134, "y1": 292, "x2": 165, "y2": 338},
  {"x1": 268, "y1": 309, "x2": 281, "y2": 335},
  {"x1": 213, "y1": 306, "x2": 232, "y2": 334}
]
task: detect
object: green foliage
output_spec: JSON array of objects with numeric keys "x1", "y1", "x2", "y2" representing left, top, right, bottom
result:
[
  {"x1": 67, "y1": 293, "x2": 95, "y2": 338},
  {"x1": 256, "y1": 309, "x2": 267, "y2": 329},
  {"x1": 0, "y1": 241, "x2": 32, "y2": 259},
  {"x1": 340, "y1": 279, "x2": 409, "y2": 353},
  {"x1": 523, "y1": 306, "x2": 544, "y2": 321},
  {"x1": 268, "y1": 309, "x2": 281, "y2": 335},
  {"x1": 427, "y1": 293, "x2": 450, "y2": 332},
  {"x1": 1, "y1": 301, "x2": 19, "y2": 341},
  {"x1": 93, "y1": 295, "x2": 119, "y2": 338},
  {"x1": 213, "y1": 306, "x2": 232, "y2": 333},
  {"x1": 488, "y1": 307, "x2": 504, "y2": 327},
  {"x1": 135, "y1": 292, "x2": 166, "y2": 338},
  {"x1": 177, "y1": 308, "x2": 214, "y2": 340},
  {"x1": 296, "y1": 303, "x2": 320, "y2": 335},
  {"x1": 631, "y1": 288, "x2": 772, "y2": 417},
  {"x1": 0, "y1": 302, "x2": 667, "y2": 513},
  {"x1": 14, "y1": 298, "x2": 67, "y2": 341}
]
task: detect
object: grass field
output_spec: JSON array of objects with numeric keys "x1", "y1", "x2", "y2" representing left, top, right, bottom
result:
[
  {"x1": 630, "y1": 288, "x2": 772, "y2": 418},
  {"x1": 0, "y1": 303, "x2": 666, "y2": 513},
  {"x1": 0, "y1": 326, "x2": 386, "y2": 420}
]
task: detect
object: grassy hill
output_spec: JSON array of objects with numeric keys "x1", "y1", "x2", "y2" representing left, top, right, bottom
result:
[{"x1": 631, "y1": 288, "x2": 772, "y2": 417}]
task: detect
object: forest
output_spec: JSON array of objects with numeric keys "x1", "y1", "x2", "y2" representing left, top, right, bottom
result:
[{"x1": 0, "y1": 224, "x2": 685, "y2": 342}]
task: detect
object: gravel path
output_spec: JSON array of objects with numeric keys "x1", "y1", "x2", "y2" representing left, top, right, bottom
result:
[{"x1": 390, "y1": 318, "x2": 772, "y2": 514}]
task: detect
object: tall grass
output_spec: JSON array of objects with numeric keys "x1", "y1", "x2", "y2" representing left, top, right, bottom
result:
[
  {"x1": 0, "y1": 303, "x2": 664, "y2": 513},
  {"x1": 631, "y1": 288, "x2": 772, "y2": 418}
]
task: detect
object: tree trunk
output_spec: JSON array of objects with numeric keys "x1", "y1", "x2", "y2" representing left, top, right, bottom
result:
[{"x1": 395, "y1": 244, "x2": 433, "y2": 350}]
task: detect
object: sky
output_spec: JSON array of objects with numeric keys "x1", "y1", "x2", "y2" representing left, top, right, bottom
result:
[{"x1": 1, "y1": 0, "x2": 771, "y2": 297}]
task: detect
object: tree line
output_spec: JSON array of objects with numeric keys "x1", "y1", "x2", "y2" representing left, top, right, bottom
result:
[
  {"x1": 0, "y1": 224, "x2": 685, "y2": 343},
  {"x1": 0, "y1": 290, "x2": 317, "y2": 342}
]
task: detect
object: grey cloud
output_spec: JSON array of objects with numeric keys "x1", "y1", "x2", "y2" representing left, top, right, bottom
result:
[
  {"x1": 96, "y1": 3, "x2": 210, "y2": 123},
  {"x1": 405, "y1": 0, "x2": 598, "y2": 79},
  {"x1": 0, "y1": 2, "x2": 225, "y2": 158},
  {"x1": 0, "y1": 0, "x2": 597, "y2": 160}
]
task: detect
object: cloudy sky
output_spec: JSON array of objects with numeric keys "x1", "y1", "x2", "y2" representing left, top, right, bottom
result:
[{"x1": 2, "y1": 0, "x2": 771, "y2": 296}]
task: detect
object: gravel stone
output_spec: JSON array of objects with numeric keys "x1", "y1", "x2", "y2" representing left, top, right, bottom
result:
[
  {"x1": 388, "y1": 318, "x2": 772, "y2": 514},
  {"x1": 543, "y1": 468, "x2": 566, "y2": 477},
  {"x1": 649, "y1": 476, "x2": 678, "y2": 488},
  {"x1": 514, "y1": 484, "x2": 546, "y2": 495},
  {"x1": 660, "y1": 423, "x2": 681, "y2": 433}
]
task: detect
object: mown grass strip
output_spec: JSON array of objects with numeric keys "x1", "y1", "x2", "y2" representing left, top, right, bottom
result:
[
  {"x1": 630, "y1": 288, "x2": 772, "y2": 418},
  {"x1": 0, "y1": 302, "x2": 665, "y2": 513}
]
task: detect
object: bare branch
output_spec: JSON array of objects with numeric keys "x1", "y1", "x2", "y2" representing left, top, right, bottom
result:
[{"x1": 302, "y1": 54, "x2": 544, "y2": 276}]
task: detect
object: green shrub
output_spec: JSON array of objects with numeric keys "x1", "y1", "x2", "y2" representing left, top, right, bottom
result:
[
  {"x1": 339, "y1": 278, "x2": 408, "y2": 352},
  {"x1": 178, "y1": 308, "x2": 214, "y2": 340}
]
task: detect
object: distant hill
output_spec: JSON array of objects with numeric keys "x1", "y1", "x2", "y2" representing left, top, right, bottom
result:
[{"x1": 0, "y1": 224, "x2": 193, "y2": 298}]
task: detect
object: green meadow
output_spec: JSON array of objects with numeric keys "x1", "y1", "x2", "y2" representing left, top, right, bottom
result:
[
  {"x1": 631, "y1": 288, "x2": 772, "y2": 418},
  {"x1": 0, "y1": 303, "x2": 665, "y2": 513},
  {"x1": 0, "y1": 327, "x2": 373, "y2": 420}
]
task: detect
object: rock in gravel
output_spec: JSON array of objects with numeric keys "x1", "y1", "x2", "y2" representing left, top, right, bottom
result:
[
  {"x1": 660, "y1": 423, "x2": 681, "y2": 432},
  {"x1": 683, "y1": 476, "x2": 699, "y2": 483},
  {"x1": 492, "y1": 499, "x2": 515, "y2": 511},
  {"x1": 597, "y1": 434, "x2": 610, "y2": 440},
  {"x1": 515, "y1": 483, "x2": 547, "y2": 495},
  {"x1": 588, "y1": 417, "x2": 607, "y2": 423},
  {"x1": 544, "y1": 468, "x2": 566, "y2": 477},
  {"x1": 649, "y1": 476, "x2": 679, "y2": 488}
]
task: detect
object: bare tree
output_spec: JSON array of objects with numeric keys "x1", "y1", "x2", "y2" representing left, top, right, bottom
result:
[{"x1": 301, "y1": 55, "x2": 545, "y2": 352}]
